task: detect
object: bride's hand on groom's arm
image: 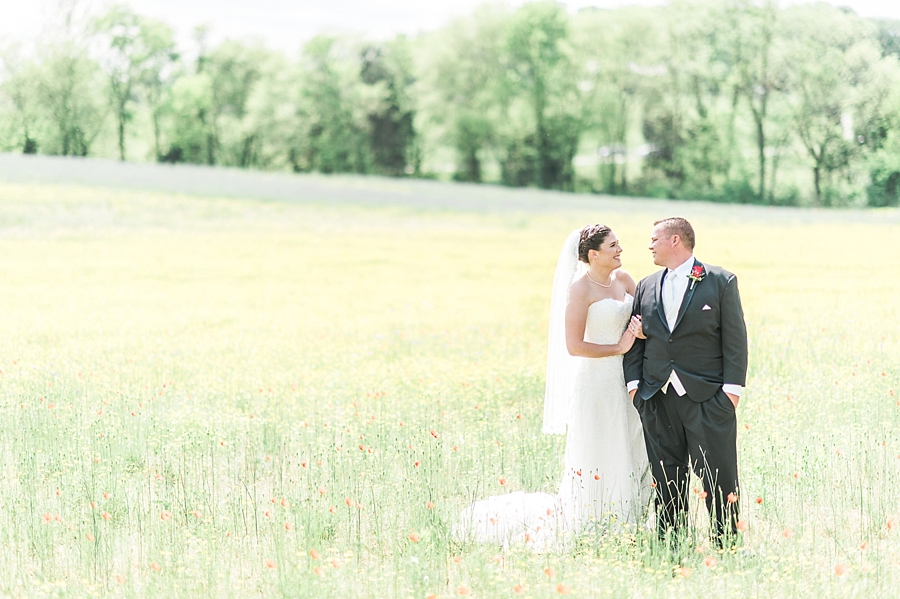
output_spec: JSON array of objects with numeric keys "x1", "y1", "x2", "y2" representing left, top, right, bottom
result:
[
  {"x1": 615, "y1": 316, "x2": 644, "y2": 355},
  {"x1": 617, "y1": 329, "x2": 636, "y2": 354},
  {"x1": 628, "y1": 315, "x2": 646, "y2": 339}
]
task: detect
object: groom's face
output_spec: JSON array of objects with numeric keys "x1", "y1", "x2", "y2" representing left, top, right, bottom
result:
[{"x1": 649, "y1": 224, "x2": 675, "y2": 267}]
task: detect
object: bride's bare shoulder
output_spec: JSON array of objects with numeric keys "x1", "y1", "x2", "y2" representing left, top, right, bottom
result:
[
  {"x1": 614, "y1": 270, "x2": 637, "y2": 293},
  {"x1": 568, "y1": 275, "x2": 591, "y2": 302}
]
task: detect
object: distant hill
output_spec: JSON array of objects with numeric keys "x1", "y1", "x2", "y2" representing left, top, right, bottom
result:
[{"x1": 1, "y1": 153, "x2": 896, "y2": 225}]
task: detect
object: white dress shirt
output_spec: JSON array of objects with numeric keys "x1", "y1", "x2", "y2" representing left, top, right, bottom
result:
[{"x1": 628, "y1": 255, "x2": 743, "y2": 398}]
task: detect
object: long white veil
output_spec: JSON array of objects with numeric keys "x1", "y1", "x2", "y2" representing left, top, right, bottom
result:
[{"x1": 542, "y1": 229, "x2": 586, "y2": 434}]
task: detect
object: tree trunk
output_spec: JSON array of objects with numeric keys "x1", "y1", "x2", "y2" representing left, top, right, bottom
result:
[
  {"x1": 464, "y1": 147, "x2": 481, "y2": 182},
  {"x1": 536, "y1": 118, "x2": 550, "y2": 189},
  {"x1": 768, "y1": 150, "x2": 780, "y2": 203},
  {"x1": 240, "y1": 135, "x2": 254, "y2": 168},
  {"x1": 152, "y1": 109, "x2": 161, "y2": 161},
  {"x1": 601, "y1": 163, "x2": 614, "y2": 194},
  {"x1": 753, "y1": 110, "x2": 766, "y2": 202},
  {"x1": 61, "y1": 126, "x2": 70, "y2": 156},
  {"x1": 118, "y1": 117, "x2": 126, "y2": 161},
  {"x1": 749, "y1": 86, "x2": 768, "y2": 203},
  {"x1": 114, "y1": 81, "x2": 131, "y2": 161},
  {"x1": 813, "y1": 162, "x2": 822, "y2": 206},
  {"x1": 801, "y1": 136, "x2": 825, "y2": 206},
  {"x1": 533, "y1": 76, "x2": 551, "y2": 189},
  {"x1": 206, "y1": 133, "x2": 216, "y2": 165}
]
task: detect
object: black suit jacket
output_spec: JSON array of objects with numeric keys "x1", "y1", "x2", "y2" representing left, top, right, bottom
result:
[{"x1": 624, "y1": 259, "x2": 748, "y2": 402}]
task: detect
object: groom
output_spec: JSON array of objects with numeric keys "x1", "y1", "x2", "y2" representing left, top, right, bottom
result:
[{"x1": 624, "y1": 217, "x2": 748, "y2": 547}]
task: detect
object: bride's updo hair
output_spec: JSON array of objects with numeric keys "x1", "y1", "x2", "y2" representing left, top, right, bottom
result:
[{"x1": 577, "y1": 224, "x2": 612, "y2": 263}]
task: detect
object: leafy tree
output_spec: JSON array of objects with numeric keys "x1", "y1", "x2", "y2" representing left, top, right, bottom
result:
[
  {"x1": 872, "y1": 18, "x2": 900, "y2": 59},
  {"x1": 723, "y1": 0, "x2": 783, "y2": 202},
  {"x1": 162, "y1": 69, "x2": 214, "y2": 164},
  {"x1": 36, "y1": 41, "x2": 106, "y2": 156},
  {"x1": 659, "y1": 0, "x2": 745, "y2": 198},
  {"x1": 360, "y1": 36, "x2": 417, "y2": 176},
  {"x1": 779, "y1": 5, "x2": 884, "y2": 205},
  {"x1": 4, "y1": 0, "x2": 900, "y2": 206},
  {"x1": 93, "y1": 5, "x2": 177, "y2": 160},
  {"x1": 416, "y1": 7, "x2": 509, "y2": 182},
  {"x1": 205, "y1": 39, "x2": 274, "y2": 166},
  {"x1": 240, "y1": 53, "x2": 297, "y2": 170},
  {"x1": 141, "y1": 36, "x2": 179, "y2": 162},
  {"x1": 502, "y1": 1, "x2": 581, "y2": 190},
  {"x1": 291, "y1": 35, "x2": 374, "y2": 173},
  {"x1": 572, "y1": 6, "x2": 663, "y2": 194},
  {"x1": 631, "y1": 1, "x2": 725, "y2": 198},
  {"x1": 867, "y1": 129, "x2": 900, "y2": 207},
  {"x1": 0, "y1": 46, "x2": 43, "y2": 153},
  {"x1": 159, "y1": 33, "x2": 272, "y2": 166}
]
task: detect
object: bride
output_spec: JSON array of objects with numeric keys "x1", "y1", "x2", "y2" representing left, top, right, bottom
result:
[{"x1": 456, "y1": 225, "x2": 650, "y2": 548}]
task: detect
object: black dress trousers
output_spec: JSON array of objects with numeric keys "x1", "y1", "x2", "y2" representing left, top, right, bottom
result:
[{"x1": 636, "y1": 385, "x2": 740, "y2": 542}]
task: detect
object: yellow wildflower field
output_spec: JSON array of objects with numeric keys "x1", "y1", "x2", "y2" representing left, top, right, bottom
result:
[{"x1": 0, "y1": 180, "x2": 897, "y2": 597}]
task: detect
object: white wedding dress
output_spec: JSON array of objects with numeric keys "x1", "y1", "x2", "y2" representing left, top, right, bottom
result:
[
  {"x1": 455, "y1": 293, "x2": 650, "y2": 549},
  {"x1": 557, "y1": 295, "x2": 649, "y2": 531}
]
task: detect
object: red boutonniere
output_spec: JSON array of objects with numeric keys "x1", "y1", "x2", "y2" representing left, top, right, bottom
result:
[{"x1": 688, "y1": 265, "x2": 705, "y2": 289}]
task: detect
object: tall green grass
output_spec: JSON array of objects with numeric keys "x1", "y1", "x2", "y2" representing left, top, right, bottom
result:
[{"x1": 0, "y1": 181, "x2": 897, "y2": 597}]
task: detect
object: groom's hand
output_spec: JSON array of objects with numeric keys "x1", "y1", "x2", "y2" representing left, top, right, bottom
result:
[
  {"x1": 629, "y1": 389, "x2": 637, "y2": 401},
  {"x1": 726, "y1": 392, "x2": 739, "y2": 409}
]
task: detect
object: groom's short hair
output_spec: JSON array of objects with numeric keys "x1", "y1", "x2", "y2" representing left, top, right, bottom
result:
[{"x1": 654, "y1": 217, "x2": 695, "y2": 250}]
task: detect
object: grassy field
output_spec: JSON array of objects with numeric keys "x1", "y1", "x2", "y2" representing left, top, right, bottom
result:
[{"x1": 0, "y1": 176, "x2": 898, "y2": 598}]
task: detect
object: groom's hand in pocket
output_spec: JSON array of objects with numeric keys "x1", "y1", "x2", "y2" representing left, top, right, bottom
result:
[
  {"x1": 726, "y1": 393, "x2": 739, "y2": 409},
  {"x1": 629, "y1": 389, "x2": 637, "y2": 401}
]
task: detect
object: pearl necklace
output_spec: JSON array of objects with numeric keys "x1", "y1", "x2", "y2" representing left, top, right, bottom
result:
[{"x1": 586, "y1": 271, "x2": 612, "y2": 288}]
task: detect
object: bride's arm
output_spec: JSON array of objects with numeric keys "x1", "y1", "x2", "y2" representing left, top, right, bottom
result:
[
  {"x1": 565, "y1": 283, "x2": 635, "y2": 358},
  {"x1": 617, "y1": 271, "x2": 645, "y2": 338}
]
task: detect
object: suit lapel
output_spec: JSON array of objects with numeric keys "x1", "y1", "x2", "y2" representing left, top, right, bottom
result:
[
  {"x1": 654, "y1": 269, "x2": 667, "y2": 328},
  {"x1": 672, "y1": 258, "x2": 702, "y2": 332}
]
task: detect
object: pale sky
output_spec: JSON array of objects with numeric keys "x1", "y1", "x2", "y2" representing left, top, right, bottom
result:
[{"x1": 1, "y1": 0, "x2": 899, "y2": 54}]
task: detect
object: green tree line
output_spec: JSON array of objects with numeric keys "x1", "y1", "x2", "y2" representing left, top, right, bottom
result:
[{"x1": 2, "y1": 0, "x2": 900, "y2": 207}]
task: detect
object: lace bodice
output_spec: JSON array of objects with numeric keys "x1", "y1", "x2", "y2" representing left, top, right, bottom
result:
[{"x1": 583, "y1": 294, "x2": 633, "y2": 346}]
